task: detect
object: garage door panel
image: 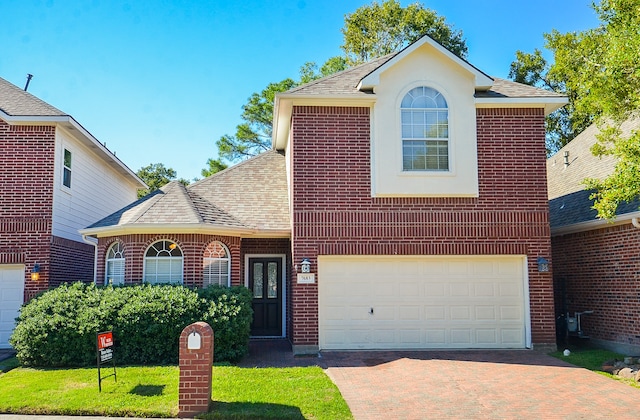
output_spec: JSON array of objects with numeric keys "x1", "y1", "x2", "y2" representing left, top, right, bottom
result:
[
  {"x1": 319, "y1": 256, "x2": 526, "y2": 350},
  {"x1": 476, "y1": 329, "x2": 497, "y2": 344},
  {"x1": 399, "y1": 306, "x2": 421, "y2": 320},
  {"x1": 0, "y1": 265, "x2": 25, "y2": 349},
  {"x1": 475, "y1": 306, "x2": 497, "y2": 321}
]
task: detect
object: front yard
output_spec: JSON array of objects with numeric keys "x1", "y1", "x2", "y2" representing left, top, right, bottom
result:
[{"x1": 0, "y1": 360, "x2": 352, "y2": 419}]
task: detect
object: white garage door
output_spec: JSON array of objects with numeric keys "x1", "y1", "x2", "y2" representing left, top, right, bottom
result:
[
  {"x1": 318, "y1": 256, "x2": 529, "y2": 350},
  {"x1": 0, "y1": 265, "x2": 25, "y2": 349}
]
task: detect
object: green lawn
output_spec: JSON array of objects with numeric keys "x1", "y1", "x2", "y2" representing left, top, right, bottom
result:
[
  {"x1": 0, "y1": 359, "x2": 352, "y2": 419},
  {"x1": 549, "y1": 347, "x2": 640, "y2": 389}
]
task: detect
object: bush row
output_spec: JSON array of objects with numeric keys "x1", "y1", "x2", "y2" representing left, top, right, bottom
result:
[{"x1": 10, "y1": 283, "x2": 252, "y2": 367}]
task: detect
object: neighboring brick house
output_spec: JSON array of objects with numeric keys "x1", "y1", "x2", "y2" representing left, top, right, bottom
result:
[
  {"x1": 548, "y1": 118, "x2": 640, "y2": 355},
  {"x1": 0, "y1": 76, "x2": 146, "y2": 348},
  {"x1": 82, "y1": 35, "x2": 566, "y2": 353}
]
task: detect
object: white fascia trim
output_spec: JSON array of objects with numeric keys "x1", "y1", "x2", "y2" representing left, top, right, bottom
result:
[
  {"x1": 358, "y1": 36, "x2": 494, "y2": 91},
  {"x1": 551, "y1": 211, "x2": 640, "y2": 236},
  {"x1": 476, "y1": 97, "x2": 568, "y2": 116},
  {"x1": 1, "y1": 111, "x2": 146, "y2": 188},
  {"x1": 79, "y1": 223, "x2": 291, "y2": 239},
  {"x1": 273, "y1": 94, "x2": 376, "y2": 150}
]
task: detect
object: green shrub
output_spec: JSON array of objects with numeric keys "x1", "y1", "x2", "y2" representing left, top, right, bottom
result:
[
  {"x1": 197, "y1": 286, "x2": 252, "y2": 361},
  {"x1": 10, "y1": 283, "x2": 252, "y2": 367}
]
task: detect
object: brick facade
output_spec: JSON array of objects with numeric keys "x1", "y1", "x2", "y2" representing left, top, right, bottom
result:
[
  {"x1": 96, "y1": 235, "x2": 291, "y2": 288},
  {"x1": 1, "y1": 120, "x2": 54, "y2": 299},
  {"x1": 290, "y1": 106, "x2": 555, "y2": 349},
  {"x1": 552, "y1": 223, "x2": 640, "y2": 352},
  {"x1": 0, "y1": 119, "x2": 99, "y2": 300}
]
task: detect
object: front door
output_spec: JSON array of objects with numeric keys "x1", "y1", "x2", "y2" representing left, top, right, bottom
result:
[{"x1": 249, "y1": 257, "x2": 282, "y2": 336}]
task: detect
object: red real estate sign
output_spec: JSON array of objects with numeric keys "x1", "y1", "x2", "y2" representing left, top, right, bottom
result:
[
  {"x1": 97, "y1": 331, "x2": 113, "y2": 350},
  {"x1": 97, "y1": 331, "x2": 116, "y2": 391}
]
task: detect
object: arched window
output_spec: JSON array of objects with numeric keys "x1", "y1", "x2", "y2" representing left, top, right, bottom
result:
[
  {"x1": 144, "y1": 240, "x2": 183, "y2": 284},
  {"x1": 401, "y1": 86, "x2": 449, "y2": 171},
  {"x1": 105, "y1": 242, "x2": 125, "y2": 285},
  {"x1": 203, "y1": 241, "x2": 231, "y2": 287}
]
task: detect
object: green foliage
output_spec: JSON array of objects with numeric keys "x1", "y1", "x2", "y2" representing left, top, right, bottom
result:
[
  {"x1": 341, "y1": 0, "x2": 467, "y2": 65},
  {"x1": 197, "y1": 286, "x2": 252, "y2": 361},
  {"x1": 136, "y1": 162, "x2": 186, "y2": 198},
  {"x1": 299, "y1": 56, "x2": 349, "y2": 84},
  {"x1": 10, "y1": 283, "x2": 252, "y2": 367},
  {"x1": 201, "y1": 157, "x2": 228, "y2": 178},
  {"x1": 509, "y1": 49, "x2": 593, "y2": 154},
  {"x1": 216, "y1": 78, "x2": 297, "y2": 162},
  {"x1": 550, "y1": 0, "x2": 640, "y2": 219}
]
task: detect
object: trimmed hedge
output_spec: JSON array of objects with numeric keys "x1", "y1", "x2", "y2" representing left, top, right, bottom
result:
[{"x1": 10, "y1": 283, "x2": 252, "y2": 367}]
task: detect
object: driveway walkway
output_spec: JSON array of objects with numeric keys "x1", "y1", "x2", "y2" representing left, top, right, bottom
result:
[{"x1": 241, "y1": 341, "x2": 640, "y2": 419}]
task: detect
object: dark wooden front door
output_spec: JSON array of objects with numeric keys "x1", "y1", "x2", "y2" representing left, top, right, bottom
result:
[{"x1": 249, "y1": 257, "x2": 282, "y2": 336}]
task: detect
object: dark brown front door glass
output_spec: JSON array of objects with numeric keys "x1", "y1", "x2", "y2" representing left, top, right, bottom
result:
[{"x1": 249, "y1": 258, "x2": 282, "y2": 336}]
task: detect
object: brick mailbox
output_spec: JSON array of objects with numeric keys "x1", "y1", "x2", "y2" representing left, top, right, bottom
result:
[{"x1": 178, "y1": 322, "x2": 214, "y2": 418}]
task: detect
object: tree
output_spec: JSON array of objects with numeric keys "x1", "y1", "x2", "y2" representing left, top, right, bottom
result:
[
  {"x1": 216, "y1": 78, "x2": 297, "y2": 162},
  {"x1": 201, "y1": 158, "x2": 228, "y2": 178},
  {"x1": 571, "y1": 0, "x2": 640, "y2": 220},
  {"x1": 299, "y1": 56, "x2": 349, "y2": 84},
  {"x1": 341, "y1": 0, "x2": 467, "y2": 65},
  {"x1": 212, "y1": 0, "x2": 468, "y2": 165},
  {"x1": 508, "y1": 49, "x2": 594, "y2": 154},
  {"x1": 136, "y1": 163, "x2": 187, "y2": 198}
]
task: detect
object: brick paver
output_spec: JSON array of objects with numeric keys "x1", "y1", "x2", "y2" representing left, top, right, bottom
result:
[
  {"x1": 240, "y1": 342, "x2": 639, "y2": 419},
  {"x1": 321, "y1": 350, "x2": 639, "y2": 420}
]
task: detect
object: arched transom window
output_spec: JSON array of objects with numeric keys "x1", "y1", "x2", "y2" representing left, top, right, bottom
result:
[
  {"x1": 203, "y1": 241, "x2": 231, "y2": 287},
  {"x1": 144, "y1": 240, "x2": 183, "y2": 284},
  {"x1": 401, "y1": 86, "x2": 449, "y2": 171},
  {"x1": 105, "y1": 242, "x2": 125, "y2": 285}
]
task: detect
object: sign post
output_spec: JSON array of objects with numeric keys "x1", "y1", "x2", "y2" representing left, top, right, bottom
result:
[{"x1": 97, "y1": 331, "x2": 116, "y2": 392}]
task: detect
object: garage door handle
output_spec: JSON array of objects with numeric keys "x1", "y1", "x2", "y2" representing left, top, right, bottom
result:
[{"x1": 369, "y1": 307, "x2": 374, "y2": 315}]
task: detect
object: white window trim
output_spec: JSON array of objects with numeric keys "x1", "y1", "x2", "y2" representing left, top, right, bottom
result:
[
  {"x1": 62, "y1": 147, "x2": 72, "y2": 190},
  {"x1": 244, "y1": 254, "x2": 287, "y2": 338},
  {"x1": 105, "y1": 242, "x2": 125, "y2": 285},
  {"x1": 143, "y1": 240, "x2": 184, "y2": 285},
  {"x1": 203, "y1": 241, "x2": 231, "y2": 287},
  {"x1": 396, "y1": 81, "x2": 457, "y2": 178}
]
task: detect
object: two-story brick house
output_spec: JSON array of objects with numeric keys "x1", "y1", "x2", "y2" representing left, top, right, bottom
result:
[
  {"x1": 0, "y1": 76, "x2": 146, "y2": 348},
  {"x1": 81, "y1": 35, "x2": 566, "y2": 353}
]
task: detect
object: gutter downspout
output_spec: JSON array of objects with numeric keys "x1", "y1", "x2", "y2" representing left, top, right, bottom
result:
[
  {"x1": 632, "y1": 218, "x2": 640, "y2": 229},
  {"x1": 82, "y1": 234, "x2": 99, "y2": 284}
]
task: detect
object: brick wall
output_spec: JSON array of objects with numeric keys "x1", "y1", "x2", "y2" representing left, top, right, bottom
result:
[
  {"x1": 50, "y1": 235, "x2": 95, "y2": 286},
  {"x1": 290, "y1": 106, "x2": 555, "y2": 348},
  {"x1": 552, "y1": 223, "x2": 640, "y2": 350},
  {"x1": 0, "y1": 120, "x2": 55, "y2": 300},
  {"x1": 97, "y1": 234, "x2": 244, "y2": 286}
]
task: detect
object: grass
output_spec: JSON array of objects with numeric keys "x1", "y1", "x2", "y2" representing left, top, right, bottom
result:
[
  {"x1": 549, "y1": 346, "x2": 640, "y2": 389},
  {"x1": 0, "y1": 360, "x2": 352, "y2": 419}
]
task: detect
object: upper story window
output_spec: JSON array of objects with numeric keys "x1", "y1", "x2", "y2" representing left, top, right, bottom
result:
[
  {"x1": 105, "y1": 242, "x2": 125, "y2": 285},
  {"x1": 63, "y1": 148, "x2": 72, "y2": 188},
  {"x1": 144, "y1": 240, "x2": 183, "y2": 284},
  {"x1": 401, "y1": 86, "x2": 449, "y2": 171},
  {"x1": 203, "y1": 241, "x2": 231, "y2": 287}
]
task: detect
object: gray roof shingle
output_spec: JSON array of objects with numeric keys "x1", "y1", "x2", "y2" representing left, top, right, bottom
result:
[
  {"x1": 0, "y1": 76, "x2": 67, "y2": 117},
  {"x1": 547, "y1": 118, "x2": 640, "y2": 229},
  {"x1": 285, "y1": 56, "x2": 559, "y2": 99},
  {"x1": 88, "y1": 150, "x2": 289, "y2": 233}
]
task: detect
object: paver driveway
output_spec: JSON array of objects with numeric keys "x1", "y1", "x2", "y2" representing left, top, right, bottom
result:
[{"x1": 319, "y1": 350, "x2": 639, "y2": 420}]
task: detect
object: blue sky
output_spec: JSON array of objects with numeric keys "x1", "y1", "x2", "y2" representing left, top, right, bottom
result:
[{"x1": 1, "y1": 0, "x2": 600, "y2": 181}]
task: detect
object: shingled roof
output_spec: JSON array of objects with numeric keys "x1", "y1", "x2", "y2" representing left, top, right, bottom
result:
[
  {"x1": 547, "y1": 118, "x2": 640, "y2": 232},
  {"x1": 0, "y1": 76, "x2": 67, "y2": 117},
  {"x1": 84, "y1": 150, "x2": 290, "y2": 236},
  {"x1": 283, "y1": 54, "x2": 562, "y2": 100}
]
